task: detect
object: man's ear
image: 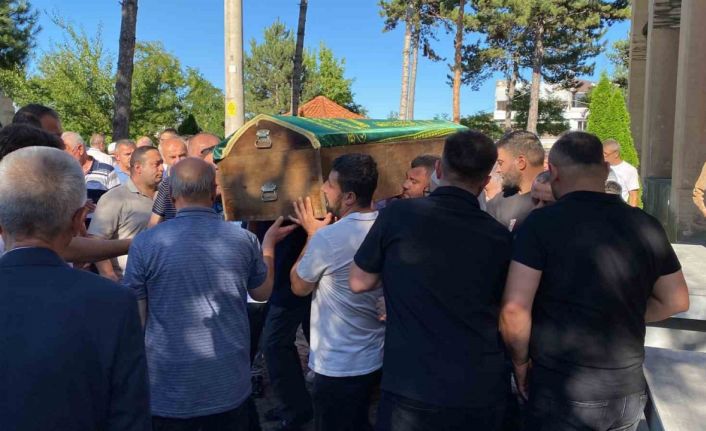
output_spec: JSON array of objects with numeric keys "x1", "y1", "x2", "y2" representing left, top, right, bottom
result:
[
  {"x1": 343, "y1": 191, "x2": 357, "y2": 207},
  {"x1": 435, "y1": 159, "x2": 444, "y2": 180},
  {"x1": 516, "y1": 155, "x2": 527, "y2": 171},
  {"x1": 71, "y1": 206, "x2": 87, "y2": 236},
  {"x1": 548, "y1": 162, "x2": 559, "y2": 182}
]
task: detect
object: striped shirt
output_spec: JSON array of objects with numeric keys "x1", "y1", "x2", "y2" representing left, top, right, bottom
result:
[
  {"x1": 122, "y1": 207, "x2": 267, "y2": 418},
  {"x1": 85, "y1": 158, "x2": 120, "y2": 191}
]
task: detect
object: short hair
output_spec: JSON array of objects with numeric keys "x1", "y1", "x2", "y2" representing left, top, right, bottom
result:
[
  {"x1": 605, "y1": 180, "x2": 622, "y2": 195},
  {"x1": 89, "y1": 133, "x2": 105, "y2": 147},
  {"x1": 496, "y1": 130, "x2": 545, "y2": 167},
  {"x1": 115, "y1": 138, "x2": 136, "y2": 150},
  {"x1": 0, "y1": 124, "x2": 65, "y2": 162},
  {"x1": 603, "y1": 138, "x2": 621, "y2": 153},
  {"x1": 136, "y1": 136, "x2": 153, "y2": 146},
  {"x1": 410, "y1": 154, "x2": 440, "y2": 173},
  {"x1": 130, "y1": 146, "x2": 159, "y2": 173},
  {"x1": 158, "y1": 136, "x2": 187, "y2": 154},
  {"x1": 171, "y1": 158, "x2": 216, "y2": 201},
  {"x1": 158, "y1": 128, "x2": 178, "y2": 138},
  {"x1": 61, "y1": 131, "x2": 86, "y2": 150},
  {"x1": 331, "y1": 153, "x2": 379, "y2": 207},
  {"x1": 12, "y1": 104, "x2": 59, "y2": 127},
  {"x1": 549, "y1": 132, "x2": 604, "y2": 167},
  {"x1": 441, "y1": 130, "x2": 497, "y2": 184},
  {"x1": 0, "y1": 147, "x2": 86, "y2": 242}
]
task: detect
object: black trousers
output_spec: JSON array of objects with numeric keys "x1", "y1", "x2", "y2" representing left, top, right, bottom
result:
[
  {"x1": 526, "y1": 390, "x2": 648, "y2": 431},
  {"x1": 312, "y1": 369, "x2": 381, "y2": 431},
  {"x1": 152, "y1": 399, "x2": 250, "y2": 431},
  {"x1": 246, "y1": 301, "x2": 268, "y2": 364},
  {"x1": 262, "y1": 301, "x2": 312, "y2": 424},
  {"x1": 375, "y1": 391, "x2": 505, "y2": 431}
]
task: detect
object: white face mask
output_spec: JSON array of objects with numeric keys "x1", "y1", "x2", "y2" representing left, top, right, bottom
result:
[{"x1": 429, "y1": 169, "x2": 441, "y2": 192}]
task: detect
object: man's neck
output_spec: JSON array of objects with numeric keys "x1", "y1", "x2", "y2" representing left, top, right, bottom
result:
[
  {"x1": 556, "y1": 181, "x2": 606, "y2": 198},
  {"x1": 610, "y1": 158, "x2": 623, "y2": 167},
  {"x1": 174, "y1": 200, "x2": 213, "y2": 211},
  {"x1": 339, "y1": 204, "x2": 373, "y2": 219},
  {"x1": 6, "y1": 236, "x2": 68, "y2": 256},
  {"x1": 131, "y1": 177, "x2": 158, "y2": 199},
  {"x1": 518, "y1": 167, "x2": 545, "y2": 194},
  {"x1": 438, "y1": 180, "x2": 482, "y2": 197},
  {"x1": 81, "y1": 155, "x2": 93, "y2": 172}
]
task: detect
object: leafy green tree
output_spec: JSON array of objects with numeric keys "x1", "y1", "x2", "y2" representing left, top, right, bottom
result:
[
  {"x1": 587, "y1": 73, "x2": 638, "y2": 167},
  {"x1": 0, "y1": 22, "x2": 114, "y2": 138},
  {"x1": 512, "y1": 88, "x2": 568, "y2": 136},
  {"x1": 244, "y1": 21, "x2": 363, "y2": 117},
  {"x1": 607, "y1": 38, "x2": 629, "y2": 91},
  {"x1": 472, "y1": 0, "x2": 629, "y2": 133},
  {"x1": 130, "y1": 41, "x2": 185, "y2": 137},
  {"x1": 183, "y1": 68, "x2": 224, "y2": 136},
  {"x1": 460, "y1": 111, "x2": 503, "y2": 140},
  {"x1": 0, "y1": 0, "x2": 40, "y2": 69}
]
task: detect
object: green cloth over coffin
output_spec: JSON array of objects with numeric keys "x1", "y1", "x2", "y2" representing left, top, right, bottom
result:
[{"x1": 213, "y1": 114, "x2": 468, "y2": 161}]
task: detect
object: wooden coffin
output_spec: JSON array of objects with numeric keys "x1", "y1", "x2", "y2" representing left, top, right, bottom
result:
[{"x1": 214, "y1": 115, "x2": 467, "y2": 221}]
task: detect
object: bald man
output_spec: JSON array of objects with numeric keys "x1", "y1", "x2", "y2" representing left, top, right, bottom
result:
[
  {"x1": 158, "y1": 137, "x2": 187, "y2": 176},
  {"x1": 187, "y1": 132, "x2": 221, "y2": 158},
  {"x1": 603, "y1": 139, "x2": 640, "y2": 207},
  {"x1": 123, "y1": 158, "x2": 295, "y2": 428},
  {"x1": 136, "y1": 136, "x2": 154, "y2": 148},
  {"x1": 149, "y1": 134, "x2": 220, "y2": 227}
]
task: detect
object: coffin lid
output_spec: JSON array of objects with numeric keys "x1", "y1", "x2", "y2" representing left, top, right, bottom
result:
[{"x1": 213, "y1": 114, "x2": 467, "y2": 161}]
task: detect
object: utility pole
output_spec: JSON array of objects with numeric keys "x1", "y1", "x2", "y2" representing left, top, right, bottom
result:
[{"x1": 225, "y1": 0, "x2": 245, "y2": 135}]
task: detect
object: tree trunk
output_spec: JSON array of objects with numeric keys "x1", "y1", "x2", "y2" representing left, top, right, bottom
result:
[
  {"x1": 452, "y1": 0, "x2": 465, "y2": 124},
  {"x1": 527, "y1": 23, "x2": 544, "y2": 134},
  {"x1": 112, "y1": 0, "x2": 138, "y2": 140},
  {"x1": 399, "y1": 4, "x2": 413, "y2": 120},
  {"x1": 504, "y1": 61, "x2": 519, "y2": 131},
  {"x1": 291, "y1": 0, "x2": 308, "y2": 116},
  {"x1": 407, "y1": 30, "x2": 419, "y2": 120}
]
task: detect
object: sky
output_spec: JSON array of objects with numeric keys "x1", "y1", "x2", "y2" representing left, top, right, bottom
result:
[{"x1": 28, "y1": 0, "x2": 630, "y2": 119}]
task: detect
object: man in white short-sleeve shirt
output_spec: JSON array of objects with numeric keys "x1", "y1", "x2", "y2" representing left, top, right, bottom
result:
[
  {"x1": 290, "y1": 154, "x2": 384, "y2": 431},
  {"x1": 603, "y1": 139, "x2": 640, "y2": 206}
]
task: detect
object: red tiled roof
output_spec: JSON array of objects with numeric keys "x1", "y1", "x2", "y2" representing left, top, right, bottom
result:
[{"x1": 294, "y1": 96, "x2": 365, "y2": 119}]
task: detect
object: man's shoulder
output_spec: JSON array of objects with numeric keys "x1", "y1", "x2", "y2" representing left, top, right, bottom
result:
[
  {"x1": 91, "y1": 161, "x2": 115, "y2": 173},
  {"x1": 54, "y1": 266, "x2": 136, "y2": 303}
]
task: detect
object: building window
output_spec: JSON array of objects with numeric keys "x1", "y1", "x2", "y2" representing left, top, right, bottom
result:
[
  {"x1": 496, "y1": 100, "x2": 508, "y2": 111},
  {"x1": 576, "y1": 120, "x2": 587, "y2": 131},
  {"x1": 572, "y1": 92, "x2": 587, "y2": 108}
]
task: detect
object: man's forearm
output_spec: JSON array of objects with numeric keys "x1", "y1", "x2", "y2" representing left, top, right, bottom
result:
[
  {"x1": 63, "y1": 237, "x2": 130, "y2": 263},
  {"x1": 250, "y1": 255, "x2": 275, "y2": 302},
  {"x1": 95, "y1": 259, "x2": 119, "y2": 281},
  {"x1": 628, "y1": 191, "x2": 639, "y2": 207},
  {"x1": 500, "y1": 304, "x2": 532, "y2": 365}
]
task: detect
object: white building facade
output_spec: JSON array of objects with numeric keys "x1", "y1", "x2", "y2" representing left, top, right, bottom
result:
[{"x1": 493, "y1": 79, "x2": 594, "y2": 145}]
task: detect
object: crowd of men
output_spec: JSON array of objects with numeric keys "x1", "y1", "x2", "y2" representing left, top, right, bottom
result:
[{"x1": 0, "y1": 103, "x2": 695, "y2": 431}]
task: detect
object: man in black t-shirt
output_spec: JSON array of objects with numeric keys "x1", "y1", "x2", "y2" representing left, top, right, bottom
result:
[
  {"x1": 486, "y1": 130, "x2": 545, "y2": 232},
  {"x1": 351, "y1": 130, "x2": 512, "y2": 430},
  {"x1": 501, "y1": 132, "x2": 690, "y2": 431}
]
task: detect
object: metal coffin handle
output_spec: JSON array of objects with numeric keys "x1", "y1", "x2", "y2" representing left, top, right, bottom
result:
[
  {"x1": 261, "y1": 182, "x2": 278, "y2": 202},
  {"x1": 255, "y1": 129, "x2": 272, "y2": 149}
]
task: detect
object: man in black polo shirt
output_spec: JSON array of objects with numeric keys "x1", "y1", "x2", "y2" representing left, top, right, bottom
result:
[
  {"x1": 350, "y1": 130, "x2": 512, "y2": 430},
  {"x1": 501, "y1": 132, "x2": 690, "y2": 431},
  {"x1": 486, "y1": 130, "x2": 545, "y2": 232}
]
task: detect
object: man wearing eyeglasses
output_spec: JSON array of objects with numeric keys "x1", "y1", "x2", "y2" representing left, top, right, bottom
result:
[{"x1": 603, "y1": 139, "x2": 640, "y2": 207}]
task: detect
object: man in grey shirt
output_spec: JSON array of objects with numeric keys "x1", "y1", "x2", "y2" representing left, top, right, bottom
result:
[
  {"x1": 88, "y1": 146, "x2": 164, "y2": 281},
  {"x1": 486, "y1": 131, "x2": 546, "y2": 232}
]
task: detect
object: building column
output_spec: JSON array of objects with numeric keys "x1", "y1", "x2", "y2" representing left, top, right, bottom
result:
[
  {"x1": 671, "y1": 0, "x2": 706, "y2": 242},
  {"x1": 642, "y1": 0, "x2": 681, "y2": 179},
  {"x1": 627, "y1": 0, "x2": 648, "y2": 158},
  {"x1": 641, "y1": 0, "x2": 681, "y2": 230}
]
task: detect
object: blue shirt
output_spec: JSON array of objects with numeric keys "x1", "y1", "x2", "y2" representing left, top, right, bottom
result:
[
  {"x1": 113, "y1": 163, "x2": 130, "y2": 185},
  {"x1": 122, "y1": 207, "x2": 268, "y2": 418}
]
